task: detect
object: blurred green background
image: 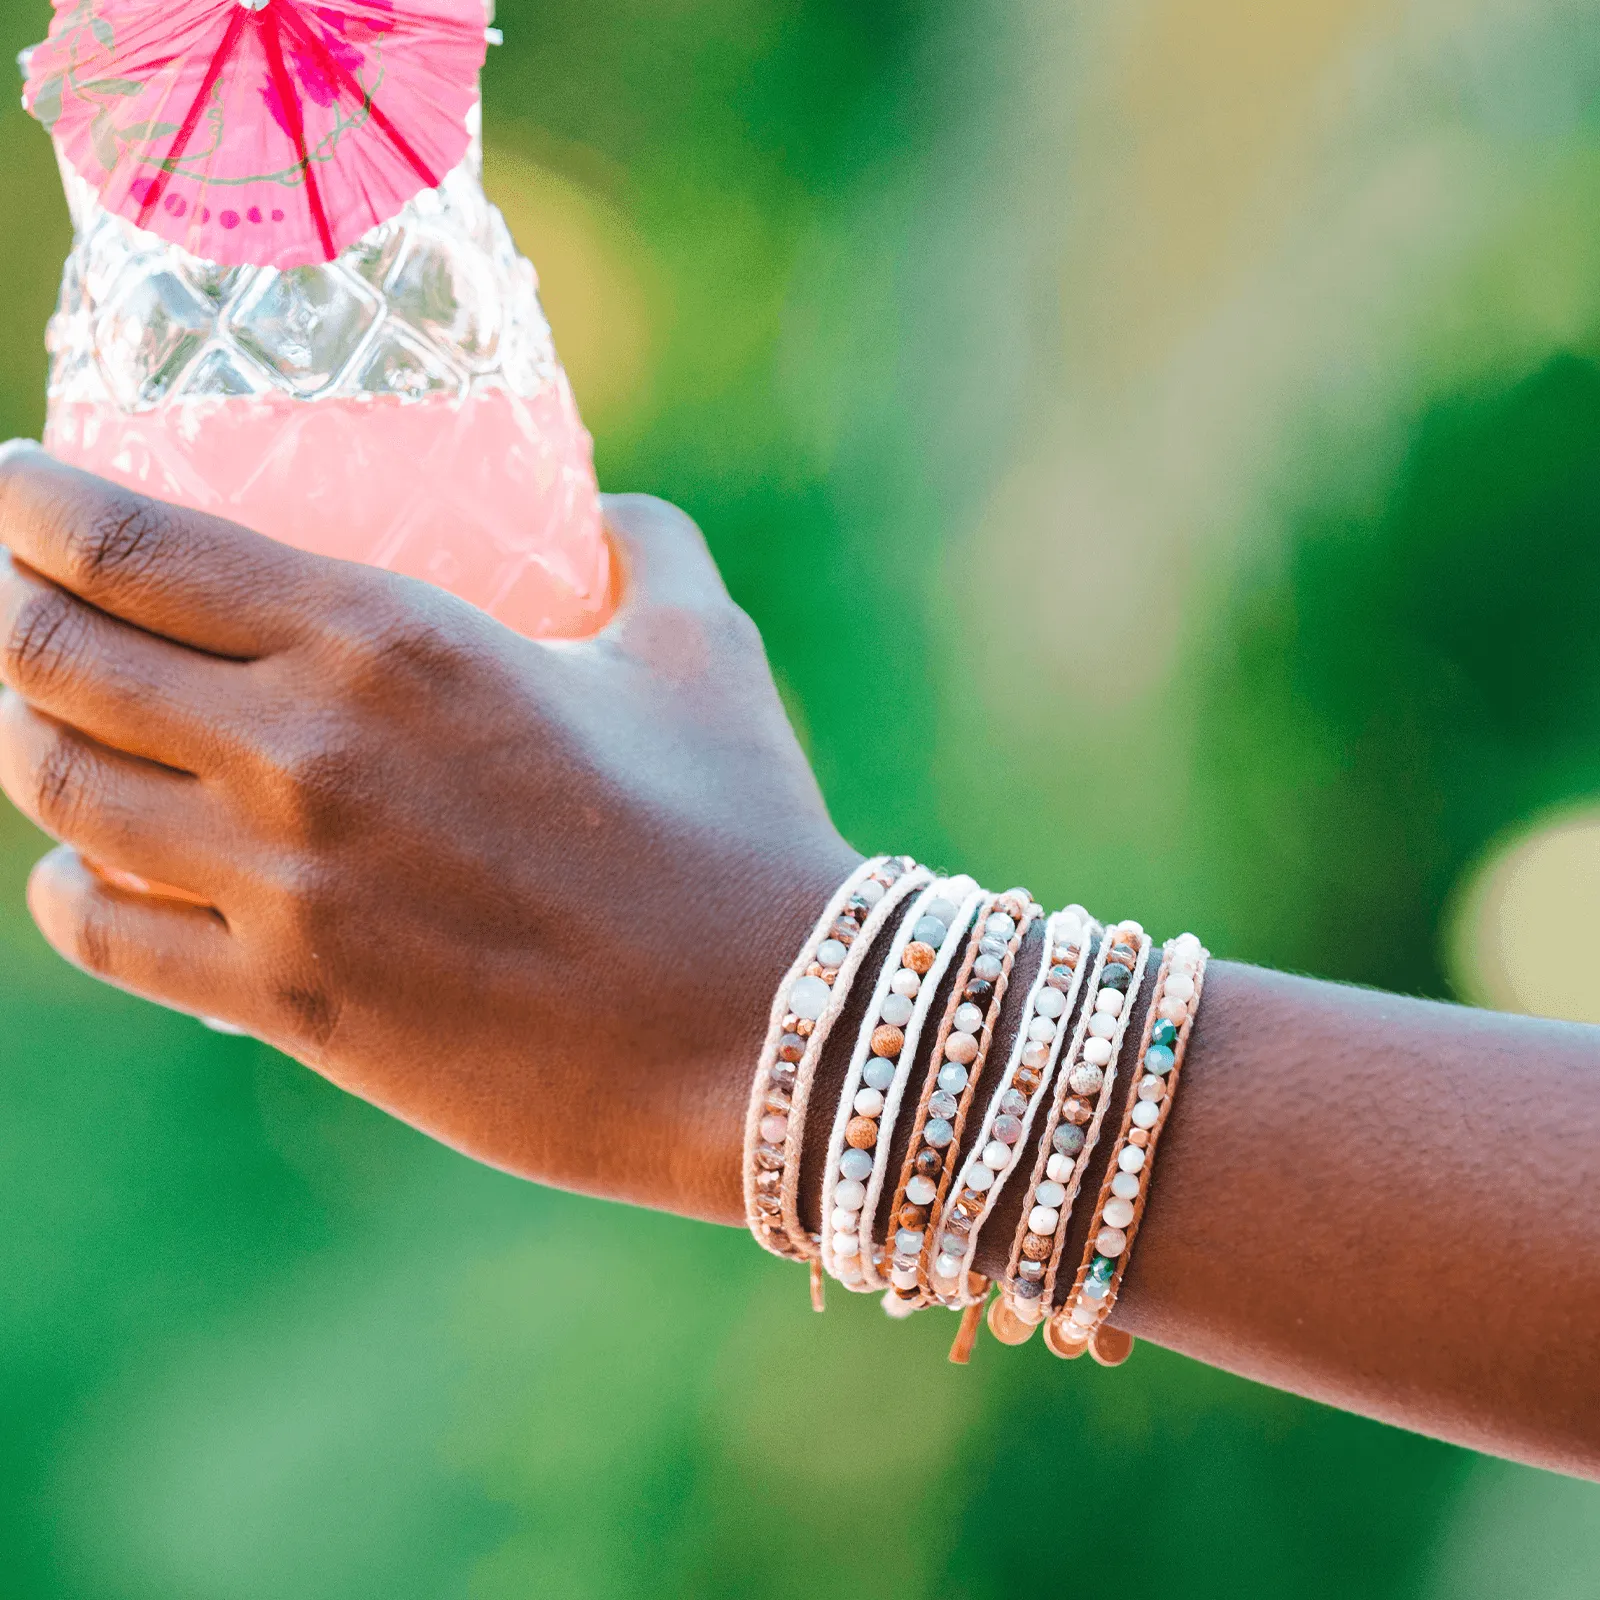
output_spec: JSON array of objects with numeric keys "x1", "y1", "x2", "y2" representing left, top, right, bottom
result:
[{"x1": 3, "y1": 0, "x2": 1600, "y2": 1593}]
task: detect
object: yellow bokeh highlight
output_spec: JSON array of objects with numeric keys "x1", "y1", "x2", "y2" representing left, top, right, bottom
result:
[{"x1": 1448, "y1": 807, "x2": 1600, "y2": 1022}]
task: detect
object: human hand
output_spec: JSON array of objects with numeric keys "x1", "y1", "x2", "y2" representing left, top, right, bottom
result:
[{"x1": 0, "y1": 443, "x2": 857, "y2": 1221}]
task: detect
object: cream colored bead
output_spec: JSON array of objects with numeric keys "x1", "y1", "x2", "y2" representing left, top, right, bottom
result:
[{"x1": 1093, "y1": 988, "x2": 1124, "y2": 1017}]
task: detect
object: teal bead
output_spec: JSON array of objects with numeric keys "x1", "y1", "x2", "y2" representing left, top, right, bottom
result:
[
  {"x1": 1151, "y1": 1018, "x2": 1178, "y2": 1049},
  {"x1": 1144, "y1": 1043, "x2": 1176, "y2": 1076},
  {"x1": 1089, "y1": 1254, "x2": 1115, "y2": 1281}
]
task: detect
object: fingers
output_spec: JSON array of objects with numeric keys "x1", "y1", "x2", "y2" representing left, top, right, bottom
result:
[
  {"x1": 0, "y1": 694, "x2": 229, "y2": 900},
  {"x1": 602, "y1": 494, "x2": 731, "y2": 619},
  {"x1": 28, "y1": 845, "x2": 245, "y2": 1019},
  {"x1": 0, "y1": 550, "x2": 240, "y2": 772},
  {"x1": 0, "y1": 440, "x2": 330, "y2": 657}
]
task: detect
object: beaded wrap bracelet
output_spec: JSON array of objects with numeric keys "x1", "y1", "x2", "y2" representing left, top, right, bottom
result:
[
  {"x1": 854, "y1": 882, "x2": 987, "y2": 1293},
  {"x1": 928, "y1": 906, "x2": 1097, "y2": 1321},
  {"x1": 881, "y1": 889, "x2": 1035, "y2": 1315},
  {"x1": 1046, "y1": 933, "x2": 1207, "y2": 1365},
  {"x1": 819, "y1": 875, "x2": 980, "y2": 1291},
  {"x1": 741, "y1": 856, "x2": 921, "y2": 1287}
]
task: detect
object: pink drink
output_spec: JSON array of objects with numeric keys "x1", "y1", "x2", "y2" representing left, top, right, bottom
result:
[{"x1": 45, "y1": 385, "x2": 611, "y2": 638}]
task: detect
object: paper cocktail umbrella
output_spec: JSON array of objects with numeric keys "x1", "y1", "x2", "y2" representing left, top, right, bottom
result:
[{"x1": 23, "y1": 0, "x2": 488, "y2": 268}]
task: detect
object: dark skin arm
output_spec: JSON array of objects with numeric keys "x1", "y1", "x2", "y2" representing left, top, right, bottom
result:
[{"x1": 0, "y1": 442, "x2": 1593, "y2": 1480}]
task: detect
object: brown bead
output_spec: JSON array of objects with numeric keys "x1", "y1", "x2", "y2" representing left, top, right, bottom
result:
[
  {"x1": 961, "y1": 1186, "x2": 989, "y2": 1212},
  {"x1": 846, "y1": 1116, "x2": 879, "y2": 1150},
  {"x1": 776, "y1": 1033, "x2": 805, "y2": 1064},
  {"x1": 1021, "y1": 1231, "x2": 1053, "y2": 1261},
  {"x1": 1045, "y1": 964, "x2": 1076, "y2": 991},
  {"x1": 805, "y1": 961, "x2": 826, "y2": 979},
  {"x1": 795, "y1": 1018, "x2": 815, "y2": 1038},
  {"x1": 903, "y1": 941, "x2": 936, "y2": 974},
  {"x1": 754, "y1": 1168, "x2": 781, "y2": 1194},
  {"x1": 914, "y1": 1147, "x2": 943, "y2": 1179},
  {"x1": 1106, "y1": 942, "x2": 1137, "y2": 969},
  {"x1": 754, "y1": 1192, "x2": 782, "y2": 1216},
  {"x1": 764, "y1": 1087, "x2": 793, "y2": 1116},
  {"x1": 1128, "y1": 1126, "x2": 1151, "y2": 1148},
  {"x1": 943, "y1": 1208, "x2": 973, "y2": 1236},
  {"x1": 1063, "y1": 1097, "x2": 1092, "y2": 1125},
  {"x1": 898, "y1": 1204, "x2": 928, "y2": 1229},
  {"x1": 830, "y1": 918, "x2": 860, "y2": 944},
  {"x1": 769, "y1": 1061, "x2": 798, "y2": 1091},
  {"x1": 950, "y1": 1197, "x2": 983, "y2": 1228},
  {"x1": 963, "y1": 979, "x2": 994, "y2": 1008},
  {"x1": 754, "y1": 1142, "x2": 785, "y2": 1171},
  {"x1": 871, "y1": 1024, "x2": 906, "y2": 1058},
  {"x1": 1015, "y1": 1066, "x2": 1043, "y2": 1095}
]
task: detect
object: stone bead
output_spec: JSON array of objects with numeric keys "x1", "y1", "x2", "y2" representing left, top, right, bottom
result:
[
  {"x1": 890, "y1": 1265, "x2": 920, "y2": 1291},
  {"x1": 918, "y1": 895, "x2": 954, "y2": 927},
  {"x1": 1089, "y1": 1253, "x2": 1116, "y2": 1282},
  {"x1": 906, "y1": 1174, "x2": 938, "y2": 1205},
  {"x1": 1017, "y1": 1257, "x2": 1045, "y2": 1281},
  {"x1": 1096, "y1": 1226, "x2": 1128, "y2": 1257},
  {"x1": 1021, "y1": 1232, "x2": 1053, "y2": 1261},
  {"x1": 853, "y1": 1086, "x2": 886, "y2": 1118},
  {"x1": 817, "y1": 938, "x2": 850, "y2": 970},
  {"x1": 1068, "y1": 1063, "x2": 1104, "y2": 1097},
  {"x1": 776, "y1": 1034, "x2": 806, "y2": 1065},
  {"x1": 1164, "y1": 972, "x2": 1196, "y2": 1003},
  {"x1": 1015, "y1": 1066, "x2": 1043, "y2": 1095},
  {"x1": 938, "y1": 1063, "x2": 970, "y2": 1095},
  {"x1": 1144, "y1": 1044, "x2": 1176, "y2": 1076},
  {"x1": 912, "y1": 915, "x2": 949, "y2": 948},
  {"x1": 1027, "y1": 1016, "x2": 1057, "y2": 1043},
  {"x1": 1151, "y1": 1018, "x2": 1178, "y2": 1048},
  {"x1": 1081, "y1": 1273, "x2": 1108, "y2": 1299},
  {"x1": 831, "y1": 1205, "x2": 861, "y2": 1232},
  {"x1": 946, "y1": 1200, "x2": 978, "y2": 1231},
  {"x1": 924, "y1": 1118, "x2": 955, "y2": 1148},
  {"x1": 1103, "y1": 1197, "x2": 1135, "y2": 1229},
  {"x1": 794, "y1": 1018, "x2": 815, "y2": 1037},
  {"x1": 880, "y1": 993, "x2": 915, "y2": 1028},
  {"x1": 954, "y1": 1002, "x2": 986, "y2": 1034},
  {"x1": 898, "y1": 1203, "x2": 928, "y2": 1229},
  {"x1": 1157, "y1": 996, "x2": 1189, "y2": 1024},
  {"x1": 1093, "y1": 988, "x2": 1124, "y2": 1017},
  {"x1": 1116, "y1": 920, "x2": 1145, "y2": 941},
  {"x1": 1131, "y1": 1100, "x2": 1160, "y2": 1129},
  {"x1": 963, "y1": 979, "x2": 995, "y2": 1009},
  {"x1": 1012, "y1": 1278, "x2": 1043, "y2": 1301},
  {"x1": 891, "y1": 968, "x2": 921, "y2": 999},
  {"x1": 805, "y1": 962, "x2": 827, "y2": 980},
  {"x1": 755, "y1": 1168, "x2": 782, "y2": 1195},
  {"x1": 978, "y1": 935, "x2": 1010, "y2": 961},
  {"x1": 1118, "y1": 1145, "x2": 1147, "y2": 1174},
  {"x1": 1138, "y1": 1075, "x2": 1166, "y2": 1102},
  {"x1": 1128, "y1": 1127, "x2": 1150, "y2": 1148},
  {"x1": 1082, "y1": 1036, "x2": 1113, "y2": 1067},
  {"x1": 1034, "y1": 1180, "x2": 1066, "y2": 1209},
  {"x1": 835, "y1": 1177, "x2": 867, "y2": 1211},
  {"x1": 914, "y1": 1148, "x2": 943, "y2": 1179},
  {"x1": 1033, "y1": 986, "x2": 1067, "y2": 1020},
  {"x1": 944, "y1": 1031, "x2": 979, "y2": 1065},
  {"x1": 832, "y1": 1231, "x2": 860, "y2": 1257},
  {"x1": 973, "y1": 954, "x2": 1004, "y2": 983},
  {"x1": 963, "y1": 1161, "x2": 995, "y2": 1192},
  {"x1": 789, "y1": 975, "x2": 832, "y2": 1021},
  {"x1": 840, "y1": 1147, "x2": 874, "y2": 1182},
  {"x1": 1111, "y1": 1170, "x2": 1141, "y2": 1200},
  {"x1": 1087, "y1": 1012, "x2": 1117, "y2": 1040},
  {"x1": 986, "y1": 912, "x2": 1017, "y2": 940},
  {"x1": 863, "y1": 1056, "x2": 896, "y2": 1092},
  {"x1": 1070, "y1": 1303, "x2": 1099, "y2": 1327},
  {"x1": 895, "y1": 1227, "x2": 926, "y2": 1256},
  {"x1": 754, "y1": 1143, "x2": 785, "y2": 1171},
  {"x1": 997, "y1": 1089, "x2": 1028, "y2": 1120},
  {"x1": 871, "y1": 1024, "x2": 906, "y2": 1058},
  {"x1": 934, "y1": 1254, "x2": 962, "y2": 1282},
  {"x1": 1021, "y1": 1042, "x2": 1050, "y2": 1071},
  {"x1": 928, "y1": 1091, "x2": 960, "y2": 1121},
  {"x1": 830, "y1": 916, "x2": 861, "y2": 943},
  {"x1": 759, "y1": 1113, "x2": 789, "y2": 1145},
  {"x1": 769, "y1": 1062, "x2": 798, "y2": 1094},
  {"x1": 1046, "y1": 1153, "x2": 1074, "y2": 1183},
  {"x1": 764, "y1": 1087, "x2": 793, "y2": 1116},
  {"x1": 846, "y1": 1116, "x2": 879, "y2": 1150},
  {"x1": 1053, "y1": 1123, "x2": 1086, "y2": 1156},
  {"x1": 1173, "y1": 931, "x2": 1202, "y2": 956},
  {"x1": 993, "y1": 1115, "x2": 1024, "y2": 1145},
  {"x1": 902, "y1": 941, "x2": 937, "y2": 974},
  {"x1": 1062, "y1": 1097, "x2": 1093, "y2": 1126},
  {"x1": 857, "y1": 877, "x2": 887, "y2": 907},
  {"x1": 1099, "y1": 963, "x2": 1131, "y2": 992},
  {"x1": 1046, "y1": 964, "x2": 1076, "y2": 991},
  {"x1": 982, "y1": 1140, "x2": 1011, "y2": 1170},
  {"x1": 1029, "y1": 1205, "x2": 1061, "y2": 1235}
]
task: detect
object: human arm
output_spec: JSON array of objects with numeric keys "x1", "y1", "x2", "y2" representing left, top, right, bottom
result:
[{"x1": 0, "y1": 443, "x2": 1594, "y2": 1478}]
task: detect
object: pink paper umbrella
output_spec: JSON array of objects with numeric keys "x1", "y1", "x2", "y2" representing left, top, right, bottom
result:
[{"x1": 23, "y1": 0, "x2": 488, "y2": 268}]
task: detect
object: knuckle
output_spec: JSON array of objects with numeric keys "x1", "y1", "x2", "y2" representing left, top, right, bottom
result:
[
  {"x1": 3, "y1": 585, "x2": 86, "y2": 693},
  {"x1": 263, "y1": 730, "x2": 366, "y2": 850},
  {"x1": 72, "y1": 895, "x2": 117, "y2": 978},
  {"x1": 325, "y1": 591, "x2": 473, "y2": 695},
  {"x1": 64, "y1": 494, "x2": 170, "y2": 593},
  {"x1": 33, "y1": 728, "x2": 94, "y2": 836}
]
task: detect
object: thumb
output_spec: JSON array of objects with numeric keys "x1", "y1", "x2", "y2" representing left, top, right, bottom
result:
[{"x1": 602, "y1": 494, "x2": 730, "y2": 620}]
